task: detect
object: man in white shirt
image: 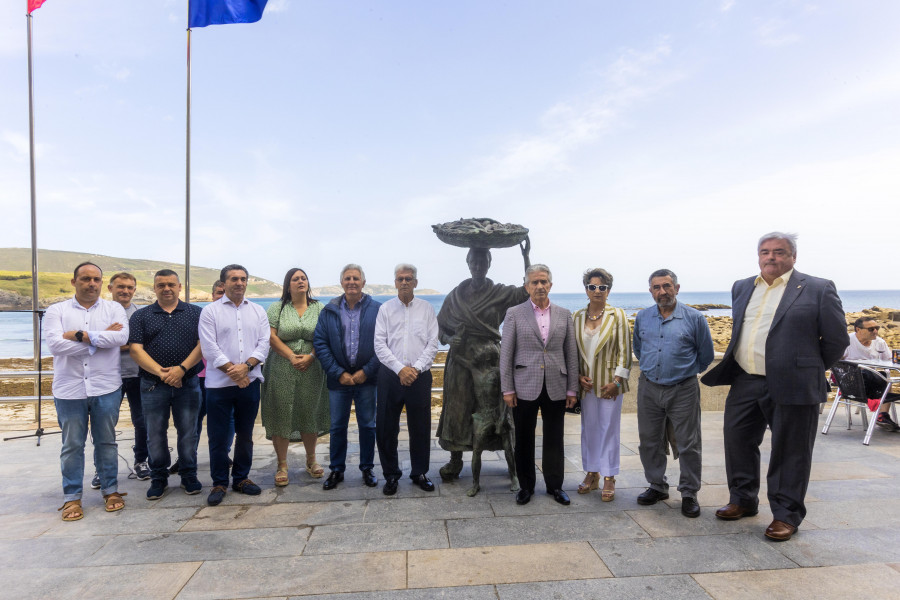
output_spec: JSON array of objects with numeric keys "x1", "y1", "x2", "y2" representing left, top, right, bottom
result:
[
  {"x1": 198, "y1": 264, "x2": 270, "y2": 506},
  {"x1": 374, "y1": 264, "x2": 440, "y2": 495},
  {"x1": 45, "y1": 262, "x2": 129, "y2": 521},
  {"x1": 842, "y1": 316, "x2": 898, "y2": 432}
]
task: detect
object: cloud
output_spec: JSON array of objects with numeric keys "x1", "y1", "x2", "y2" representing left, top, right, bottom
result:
[
  {"x1": 755, "y1": 18, "x2": 801, "y2": 47},
  {"x1": 1, "y1": 130, "x2": 48, "y2": 160},
  {"x1": 720, "y1": 0, "x2": 736, "y2": 11},
  {"x1": 266, "y1": 0, "x2": 291, "y2": 13},
  {"x1": 418, "y1": 38, "x2": 679, "y2": 206},
  {"x1": 95, "y1": 62, "x2": 131, "y2": 82}
]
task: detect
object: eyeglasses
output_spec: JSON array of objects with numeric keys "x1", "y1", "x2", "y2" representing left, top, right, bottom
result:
[
  {"x1": 862, "y1": 326, "x2": 880, "y2": 332},
  {"x1": 585, "y1": 284, "x2": 609, "y2": 292}
]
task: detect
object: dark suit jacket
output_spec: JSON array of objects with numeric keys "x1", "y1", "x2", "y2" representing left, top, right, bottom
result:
[
  {"x1": 500, "y1": 300, "x2": 579, "y2": 401},
  {"x1": 701, "y1": 270, "x2": 847, "y2": 405}
]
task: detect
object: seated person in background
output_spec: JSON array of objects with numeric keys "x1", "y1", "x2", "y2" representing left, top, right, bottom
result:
[{"x1": 842, "y1": 316, "x2": 898, "y2": 432}]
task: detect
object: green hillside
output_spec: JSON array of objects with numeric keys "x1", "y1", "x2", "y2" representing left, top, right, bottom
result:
[{"x1": 0, "y1": 248, "x2": 282, "y2": 307}]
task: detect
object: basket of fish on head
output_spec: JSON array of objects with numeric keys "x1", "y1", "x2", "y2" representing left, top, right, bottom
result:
[{"x1": 432, "y1": 218, "x2": 529, "y2": 249}]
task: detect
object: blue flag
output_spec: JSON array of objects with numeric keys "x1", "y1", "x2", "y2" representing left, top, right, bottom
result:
[{"x1": 189, "y1": 0, "x2": 268, "y2": 28}]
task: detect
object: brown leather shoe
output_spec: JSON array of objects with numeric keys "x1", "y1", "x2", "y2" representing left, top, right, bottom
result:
[
  {"x1": 764, "y1": 520, "x2": 797, "y2": 541},
  {"x1": 715, "y1": 503, "x2": 759, "y2": 520}
]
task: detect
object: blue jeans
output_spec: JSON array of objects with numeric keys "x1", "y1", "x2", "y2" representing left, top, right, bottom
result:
[
  {"x1": 122, "y1": 376, "x2": 148, "y2": 463},
  {"x1": 55, "y1": 389, "x2": 122, "y2": 501},
  {"x1": 328, "y1": 384, "x2": 376, "y2": 473},
  {"x1": 141, "y1": 376, "x2": 202, "y2": 482},
  {"x1": 206, "y1": 380, "x2": 260, "y2": 487}
]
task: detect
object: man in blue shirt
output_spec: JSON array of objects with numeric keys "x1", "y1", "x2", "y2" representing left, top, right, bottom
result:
[{"x1": 633, "y1": 269, "x2": 714, "y2": 518}]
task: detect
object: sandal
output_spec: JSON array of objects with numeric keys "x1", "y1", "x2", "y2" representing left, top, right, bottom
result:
[
  {"x1": 306, "y1": 456, "x2": 324, "y2": 479},
  {"x1": 103, "y1": 491, "x2": 127, "y2": 512},
  {"x1": 58, "y1": 499, "x2": 83, "y2": 521},
  {"x1": 275, "y1": 462, "x2": 289, "y2": 487},
  {"x1": 577, "y1": 472, "x2": 599, "y2": 495},
  {"x1": 601, "y1": 476, "x2": 615, "y2": 502}
]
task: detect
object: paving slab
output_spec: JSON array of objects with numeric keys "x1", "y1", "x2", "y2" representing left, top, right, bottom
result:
[
  {"x1": 363, "y1": 495, "x2": 494, "y2": 522},
  {"x1": 304, "y1": 520, "x2": 448, "y2": 554},
  {"x1": 181, "y1": 500, "x2": 366, "y2": 531},
  {"x1": 804, "y1": 499, "x2": 900, "y2": 529},
  {"x1": 692, "y1": 563, "x2": 900, "y2": 599},
  {"x1": 496, "y1": 574, "x2": 713, "y2": 599},
  {"x1": 84, "y1": 526, "x2": 310, "y2": 565},
  {"x1": 41, "y1": 506, "x2": 199, "y2": 536},
  {"x1": 772, "y1": 527, "x2": 900, "y2": 567},
  {"x1": 0, "y1": 535, "x2": 110, "y2": 568},
  {"x1": 296, "y1": 586, "x2": 499, "y2": 600},
  {"x1": 408, "y1": 541, "x2": 609, "y2": 587},
  {"x1": 0, "y1": 562, "x2": 200, "y2": 600},
  {"x1": 627, "y1": 506, "x2": 772, "y2": 538},
  {"x1": 0, "y1": 511, "x2": 58, "y2": 538},
  {"x1": 591, "y1": 533, "x2": 797, "y2": 576},
  {"x1": 175, "y1": 551, "x2": 406, "y2": 599},
  {"x1": 447, "y1": 511, "x2": 647, "y2": 548}
]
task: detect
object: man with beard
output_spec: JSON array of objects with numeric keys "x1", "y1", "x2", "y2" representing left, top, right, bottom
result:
[{"x1": 632, "y1": 269, "x2": 714, "y2": 518}]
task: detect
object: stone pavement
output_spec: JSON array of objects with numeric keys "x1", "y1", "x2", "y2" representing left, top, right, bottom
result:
[{"x1": 1, "y1": 405, "x2": 899, "y2": 600}]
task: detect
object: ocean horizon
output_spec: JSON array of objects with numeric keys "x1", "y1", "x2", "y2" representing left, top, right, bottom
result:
[{"x1": 1, "y1": 289, "x2": 898, "y2": 360}]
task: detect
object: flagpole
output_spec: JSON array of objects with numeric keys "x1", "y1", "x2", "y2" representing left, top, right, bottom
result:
[
  {"x1": 185, "y1": 1, "x2": 192, "y2": 303},
  {"x1": 26, "y1": 5, "x2": 41, "y2": 418}
]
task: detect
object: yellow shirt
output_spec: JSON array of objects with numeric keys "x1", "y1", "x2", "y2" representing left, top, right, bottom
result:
[{"x1": 734, "y1": 269, "x2": 794, "y2": 376}]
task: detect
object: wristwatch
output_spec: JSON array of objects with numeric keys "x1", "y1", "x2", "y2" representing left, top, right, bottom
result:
[
  {"x1": 75, "y1": 330, "x2": 84, "y2": 343},
  {"x1": 245, "y1": 360, "x2": 255, "y2": 370}
]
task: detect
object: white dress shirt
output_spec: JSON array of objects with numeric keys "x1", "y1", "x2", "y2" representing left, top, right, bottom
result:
[
  {"x1": 374, "y1": 297, "x2": 439, "y2": 375},
  {"x1": 44, "y1": 297, "x2": 129, "y2": 399},
  {"x1": 199, "y1": 297, "x2": 270, "y2": 388},
  {"x1": 735, "y1": 269, "x2": 793, "y2": 376}
]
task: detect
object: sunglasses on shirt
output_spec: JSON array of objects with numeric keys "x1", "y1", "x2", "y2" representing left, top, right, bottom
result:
[{"x1": 585, "y1": 284, "x2": 609, "y2": 292}]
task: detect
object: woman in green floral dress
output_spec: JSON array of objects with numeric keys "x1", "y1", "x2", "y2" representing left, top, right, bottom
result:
[{"x1": 261, "y1": 268, "x2": 330, "y2": 485}]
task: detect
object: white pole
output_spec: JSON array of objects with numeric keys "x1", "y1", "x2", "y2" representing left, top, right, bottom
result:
[
  {"x1": 185, "y1": 2, "x2": 192, "y2": 302},
  {"x1": 26, "y1": 6, "x2": 40, "y2": 418}
]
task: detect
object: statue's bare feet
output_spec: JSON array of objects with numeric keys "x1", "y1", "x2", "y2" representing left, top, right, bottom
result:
[
  {"x1": 467, "y1": 484, "x2": 480, "y2": 497},
  {"x1": 509, "y1": 476, "x2": 520, "y2": 492},
  {"x1": 440, "y1": 462, "x2": 461, "y2": 481}
]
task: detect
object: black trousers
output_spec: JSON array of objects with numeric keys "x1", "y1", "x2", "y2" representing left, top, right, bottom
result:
[
  {"x1": 376, "y1": 366, "x2": 433, "y2": 480},
  {"x1": 513, "y1": 384, "x2": 566, "y2": 493},
  {"x1": 723, "y1": 371, "x2": 820, "y2": 527}
]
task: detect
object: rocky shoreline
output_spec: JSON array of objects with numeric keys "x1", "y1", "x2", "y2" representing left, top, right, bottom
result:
[{"x1": 2, "y1": 308, "x2": 898, "y2": 424}]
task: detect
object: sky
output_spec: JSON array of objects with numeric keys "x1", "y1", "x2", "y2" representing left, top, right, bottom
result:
[{"x1": 1, "y1": 0, "x2": 899, "y2": 294}]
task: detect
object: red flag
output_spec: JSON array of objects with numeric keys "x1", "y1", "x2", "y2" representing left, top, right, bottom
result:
[{"x1": 28, "y1": 0, "x2": 47, "y2": 13}]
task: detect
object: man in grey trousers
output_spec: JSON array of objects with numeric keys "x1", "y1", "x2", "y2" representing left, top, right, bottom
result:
[{"x1": 632, "y1": 269, "x2": 714, "y2": 518}]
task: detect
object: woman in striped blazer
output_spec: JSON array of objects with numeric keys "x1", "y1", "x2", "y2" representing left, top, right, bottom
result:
[{"x1": 573, "y1": 268, "x2": 633, "y2": 501}]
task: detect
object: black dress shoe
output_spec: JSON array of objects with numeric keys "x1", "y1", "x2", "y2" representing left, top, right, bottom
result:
[
  {"x1": 382, "y1": 478, "x2": 398, "y2": 496},
  {"x1": 362, "y1": 468, "x2": 378, "y2": 487},
  {"x1": 681, "y1": 497, "x2": 700, "y2": 518},
  {"x1": 411, "y1": 474, "x2": 435, "y2": 492},
  {"x1": 548, "y1": 489, "x2": 570, "y2": 505},
  {"x1": 323, "y1": 471, "x2": 343, "y2": 490},
  {"x1": 636, "y1": 487, "x2": 669, "y2": 505},
  {"x1": 515, "y1": 488, "x2": 533, "y2": 505}
]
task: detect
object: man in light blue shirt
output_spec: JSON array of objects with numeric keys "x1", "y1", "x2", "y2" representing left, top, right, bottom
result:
[{"x1": 632, "y1": 269, "x2": 714, "y2": 518}]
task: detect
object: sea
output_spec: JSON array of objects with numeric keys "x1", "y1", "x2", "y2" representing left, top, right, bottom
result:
[{"x1": 2, "y1": 290, "x2": 899, "y2": 360}]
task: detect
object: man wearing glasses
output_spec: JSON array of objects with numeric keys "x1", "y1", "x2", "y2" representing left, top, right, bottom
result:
[
  {"x1": 843, "y1": 317, "x2": 898, "y2": 432},
  {"x1": 632, "y1": 269, "x2": 714, "y2": 519}
]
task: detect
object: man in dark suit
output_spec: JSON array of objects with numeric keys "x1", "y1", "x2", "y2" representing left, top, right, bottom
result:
[
  {"x1": 500, "y1": 264, "x2": 579, "y2": 506},
  {"x1": 702, "y1": 232, "x2": 847, "y2": 541}
]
